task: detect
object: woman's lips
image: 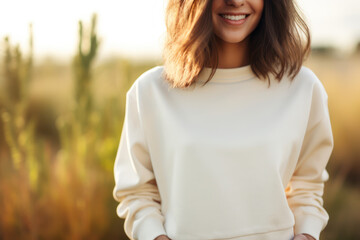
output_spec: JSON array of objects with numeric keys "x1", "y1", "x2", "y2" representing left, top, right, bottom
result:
[{"x1": 219, "y1": 13, "x2": 250, "y2": 25}]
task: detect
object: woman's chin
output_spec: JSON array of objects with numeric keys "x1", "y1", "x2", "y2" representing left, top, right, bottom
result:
[{"x1": 216, "y1": 34, "x2": 248, "y2": 45}]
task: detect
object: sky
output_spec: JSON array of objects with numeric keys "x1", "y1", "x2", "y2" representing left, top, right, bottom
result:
[{"x1": 0, "y1": 0, "x2": 359, "y2": 62}]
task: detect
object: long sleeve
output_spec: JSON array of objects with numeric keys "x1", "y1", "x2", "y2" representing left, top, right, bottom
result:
[
  {"x1": 113, "y1": 80, "x2": 167, "y2": 240},
  {"x1": 286, "y1": 79, "x2": 334, "y2": 240}
]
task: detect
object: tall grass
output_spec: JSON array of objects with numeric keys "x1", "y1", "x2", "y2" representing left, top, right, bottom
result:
[
  {"x1": 0, "y1": 14, "x2": 359, "y2": 240},
  {"x1": 0, "y1": 14, "x2": 126, "y2": 240}
]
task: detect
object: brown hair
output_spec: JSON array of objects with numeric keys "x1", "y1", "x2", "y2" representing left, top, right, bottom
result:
[{"x1": 162, "y1": 0, "x2": 311, "y2": 89}]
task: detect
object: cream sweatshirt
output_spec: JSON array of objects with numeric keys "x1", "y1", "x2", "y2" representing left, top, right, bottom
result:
[{"x1": 113, "y1": 65, "x2": 334, "y2": 240}]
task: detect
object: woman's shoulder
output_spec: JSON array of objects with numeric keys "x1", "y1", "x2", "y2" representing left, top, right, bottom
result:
[
  {"x1": 293, "y1": 66, "x2": 324, "y2": 87},
  {"x1": 291, "y1": 66, "x2": 329, "y2": 99},
  {"x1": 134, "y1": 65, "x2": 165, "y2": 87},
  {"x1": 126, "y1": 65, "x2": 172, "y2": 103},
  {"x1": 127, "y1": 65, "x2": 166, "y2": 93}
]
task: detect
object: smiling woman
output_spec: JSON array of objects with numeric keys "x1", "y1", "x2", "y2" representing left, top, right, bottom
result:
[
  {"x1": 211, "y1": 0, "x2": 264, "y2": 68},
  {"x1": 112, "y1": 1, "x2": 333, "y2": 240},
  {"x1": 212, "y1": 0, "x2": 263, "y2": 43},
  {"x1": 161, "y1": 0, "x2": 311, "y2": 89}
]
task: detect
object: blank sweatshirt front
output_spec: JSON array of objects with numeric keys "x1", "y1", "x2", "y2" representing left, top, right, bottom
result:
[{"x1": 113, "y1": 65, "x2": 334, "y2": 240}]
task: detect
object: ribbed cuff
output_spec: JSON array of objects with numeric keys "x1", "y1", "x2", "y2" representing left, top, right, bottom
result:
[
  {"x1": 133, "y1": 207, "x2": 167, "y2": 240},
  {"x1": 294, "y1": 213, "x2": 326, "y2": 240}
]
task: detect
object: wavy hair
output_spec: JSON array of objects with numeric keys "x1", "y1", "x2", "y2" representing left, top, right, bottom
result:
[{"x1": 162, "y1": 0, "x2": 311, "y2": 88}]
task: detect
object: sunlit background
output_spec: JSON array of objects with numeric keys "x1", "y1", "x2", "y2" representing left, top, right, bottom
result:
[
  {"x1": 0, "y1": 0, "x2": 359, "y2": 239},
  {"x1": 1, "y1": 0, "x2": 360, "y2": 60}
]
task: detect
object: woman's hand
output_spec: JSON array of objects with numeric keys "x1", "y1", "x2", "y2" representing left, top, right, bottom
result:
[
  {"x1": 154, "y1": 234, "x2": 171, "y2": 240},
  {"x1": 293, "y1": 233, "x2": 316, "y2": 240}
]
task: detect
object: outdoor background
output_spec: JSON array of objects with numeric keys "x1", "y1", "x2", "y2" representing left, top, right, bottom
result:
[{"x1": 0, "y1": 0, "x2": 359, "y2": 239}]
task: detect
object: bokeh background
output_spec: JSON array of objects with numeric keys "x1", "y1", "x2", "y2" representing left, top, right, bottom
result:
[{"x1": 0, "y1": 0, "x2": 359, "y2": 239}]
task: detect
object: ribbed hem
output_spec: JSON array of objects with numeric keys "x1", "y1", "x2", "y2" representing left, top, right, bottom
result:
[
  {"x1": 132, "y1": 208, "x2": 167, "y2": 240},
  {"x1": 294, "y1": 213, "x2": 327, "y2": 240}
]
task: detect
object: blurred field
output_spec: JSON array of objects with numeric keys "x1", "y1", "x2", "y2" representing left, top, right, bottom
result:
[
  {"x1": 1, "y1": 16, "x2": 360, "y2": 240},
  {"x1": 304, "y1": 53, "x2": 360, "y2": 240}
]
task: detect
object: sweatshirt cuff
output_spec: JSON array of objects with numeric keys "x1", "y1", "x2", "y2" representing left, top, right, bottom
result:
[
  {"x1": 133, "y1": 208, "x2": 167, "y2": 240},
  {"x1": 294, "y1": 213, "x2": 326, "y2": 240}
]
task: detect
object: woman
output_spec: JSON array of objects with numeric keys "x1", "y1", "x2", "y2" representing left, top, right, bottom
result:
[{"x1": 113, "y1": 0, "x2": 334, "y2": 240}]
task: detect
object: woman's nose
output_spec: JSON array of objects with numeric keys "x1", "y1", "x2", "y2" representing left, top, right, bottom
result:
[{"x1": 225, "y1": 0, "x2": 245, "y2": 7}]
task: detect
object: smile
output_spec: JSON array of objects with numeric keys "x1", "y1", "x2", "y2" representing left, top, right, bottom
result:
[
  {"x1": 219, "y1": 14, "x2": 250, "y2": 25},
  {"x1": 220, "y1": 14, "x2": 247, "y2": 21}
]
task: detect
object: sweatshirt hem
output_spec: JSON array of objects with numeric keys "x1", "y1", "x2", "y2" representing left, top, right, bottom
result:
[
  {"x1": 168, "y1": 222, "x2": 295, "y2": 240},
  {"x1": 216, "y1": 226, "x2": 294, "y2": 240}
]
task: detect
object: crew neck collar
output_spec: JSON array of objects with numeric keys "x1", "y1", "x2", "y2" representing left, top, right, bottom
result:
[{"x1": 197, "y1": 65, "x2": 256, "y2": 83}]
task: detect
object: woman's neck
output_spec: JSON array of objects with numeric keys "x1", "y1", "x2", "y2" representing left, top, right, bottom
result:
[{"x1": 216, "y1": 36, "x2": 250, "y2": 68}]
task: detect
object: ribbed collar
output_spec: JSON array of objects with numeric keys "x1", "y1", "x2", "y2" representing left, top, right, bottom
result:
[{"x1": 197, "y1": 65, "x2": 256, "y2": 83}]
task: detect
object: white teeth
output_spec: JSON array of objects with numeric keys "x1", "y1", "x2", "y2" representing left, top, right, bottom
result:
[{"x1": 221, "y1": 14, "x2": 247, "y2": 21}]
